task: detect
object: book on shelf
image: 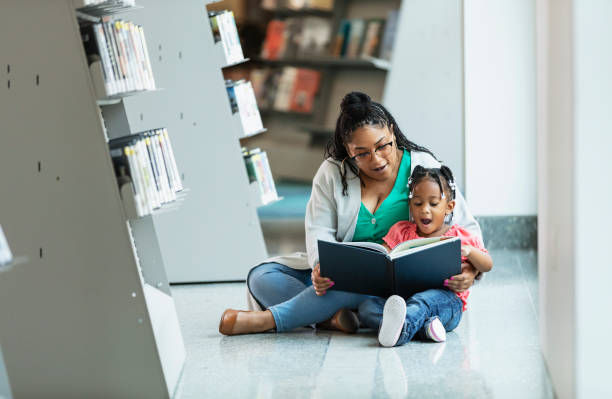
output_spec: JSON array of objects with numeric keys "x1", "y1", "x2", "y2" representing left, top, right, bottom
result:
[
  {"x1": 331, "y1": 14, "x2": 397, "y2": 60},
  {"x1": 226, "y1": 80, "x2": 265, "y2": 136},
  {"x1": 261, "y1": 0, "x2": 334, "y2": 11},
  {"x1": 331, "y1": 19, "x2": 351, "y2": 57},
  {"x1": 109, "y1": 129, "x2": 182, "y2": 218},
  {"x1": 80, "y1": 18, "x2": 156, "y2": 97},
  {"x1": 75, "y1": 0, "x2": 136, "y2": 7},
  {"x1": 242, "y1": 148, "x2": 278, "y2": 204},
  {"x1": 307, "y1": 0, "x2": 334, "y2": 10},
  {"x1": 360, "y1": 19, "x2": 385, "y2": 58},
  {"x1": 208, "y1": 10, "x2": 245, "y2": 65},
  {"x1": 250, "y1": 66, "x2": 321, "y2": 113},
  {"x1": 318, "y1": 237, "x2": 462, "y2": 299},
  {"x1": 379, "y1": 10, "x2": 400, "y2": 61},
  {"x1": 260, "y1": 19, "x2": 287, "y2": 60},
  {"x1": 288, "y1": 68, "x2": 321, "y2": 113},
  {"x1": 345, "y1": 19, "x2": 365, "y2": 58},
  {"x1": 261, "y1": 17, "x2": 332, "y2": 60},
  {"x1": 0, "y1": 224, "x2": 13, "y2": 267}
]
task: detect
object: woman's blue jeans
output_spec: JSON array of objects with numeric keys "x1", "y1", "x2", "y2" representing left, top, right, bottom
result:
[
  {"x1": 358, "y1": 289, "x2": 463, "y2": 346},
  {"x1": 248, "y1": 262, "x2": 374, "y2": 332}
]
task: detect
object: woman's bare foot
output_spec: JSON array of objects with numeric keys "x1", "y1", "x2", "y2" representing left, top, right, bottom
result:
[{"x1": 219, "y1": 309, "x2": 276, "y2": 335}]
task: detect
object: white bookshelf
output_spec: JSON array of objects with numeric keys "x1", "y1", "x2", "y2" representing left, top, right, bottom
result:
[
  {"x1": 0, "y1": 1, "x2": 184, "y2": 397},
  {"x1": 107, "y1": 0, "x2": 272, "y2": 282}
]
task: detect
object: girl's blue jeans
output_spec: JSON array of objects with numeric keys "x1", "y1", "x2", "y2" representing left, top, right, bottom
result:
[
  {"x1": 358, "y1": 288, "x2": 464, "y2": 346},
  {"x1": 248, "y1": 263, "x2": 463, "y2": 343}
]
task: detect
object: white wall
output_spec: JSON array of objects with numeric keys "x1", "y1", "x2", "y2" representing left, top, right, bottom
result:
[
  {"x1": 538, "y1": 0, "x2": 612, "y2": 397},
  {"x1": 573, "y1": 1, "x2": 612, "y2": 396},
  {"x1": 464, "y1": 0, "x2": 537, "y2": 216}
]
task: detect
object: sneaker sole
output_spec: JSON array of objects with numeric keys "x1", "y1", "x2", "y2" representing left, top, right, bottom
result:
[
  {"x1": 427, "y1": 317, "x2": 447, "y2": 342},
  {"x1": 378, "y1": 296, "x2": 407, "y2": 347}
]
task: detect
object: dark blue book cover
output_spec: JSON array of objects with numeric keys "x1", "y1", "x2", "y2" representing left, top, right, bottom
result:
[{"x1": 318, "y1": 237, "x2": 461, "y2": 299}]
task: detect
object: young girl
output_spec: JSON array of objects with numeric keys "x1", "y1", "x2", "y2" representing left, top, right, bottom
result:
[{"x1": 358, "y1": 165, "x2": 493, "y2": 347}]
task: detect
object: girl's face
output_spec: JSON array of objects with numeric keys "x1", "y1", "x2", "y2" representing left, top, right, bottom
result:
[
  {"x1": 345, "y1": 124, "x2": 399, "y2": 182},
  {"x1": 409, "y1": 179, "x2": 455, "y2": 237}
]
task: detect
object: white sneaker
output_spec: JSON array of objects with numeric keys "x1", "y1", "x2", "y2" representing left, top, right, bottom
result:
[
  {"x1": 424, "y1": 316, "x2": 446, "y2": 342},
  {"x1": 378, "y1": 295, "x2": 406, "y2": 347}
]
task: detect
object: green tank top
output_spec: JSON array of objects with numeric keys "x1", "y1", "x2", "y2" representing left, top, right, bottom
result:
[{"x1": 352, "y1": 150, "x2": 411, "y2": 244}]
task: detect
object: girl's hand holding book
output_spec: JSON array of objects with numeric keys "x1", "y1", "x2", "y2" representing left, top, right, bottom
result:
[
  {"x1": 444, "y1": 262, "x2": 478, "y2": 293},
  {"x1": 311, "y1": 264, "x2": 334, "y2": 296}
]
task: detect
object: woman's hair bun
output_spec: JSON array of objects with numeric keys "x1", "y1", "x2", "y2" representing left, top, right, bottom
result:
[{"x1": 340, "y1": 91, "x2": 371, "y2": 119}]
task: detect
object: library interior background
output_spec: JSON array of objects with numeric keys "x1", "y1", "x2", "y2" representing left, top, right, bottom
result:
[{"x1": 0, "y1": 0, "x2": 610, "y2": 398}]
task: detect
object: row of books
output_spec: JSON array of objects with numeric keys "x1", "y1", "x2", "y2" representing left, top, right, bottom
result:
[
  {"x1": 261, "y1": 0, "x2": 334, "y2": 11},
  {"x1": 209, "y1": 10, "x2": 245, "y2": 66},
  {"x1": 251, "y1": 67, "x2": 321, "y2": 113},
  {"x1": 109, "y1": 129, "x2": 183, "y2": 218},
  {"x1": 0, "y1": 225, "x2": 13, "y2": 267},
  {"x1": 332, "y1": 11, "x2": 399, "y2": 60},
  {"x1": 260, "y1": 10, "x2": 399, "y2": 61},
  {"x1": 261, "y1": 17, "x2": 331, "y2": 60},
  {"x1": 81, "y1": 19, "x2": 156, "y2": 96},
  {"x1": 242, "y1": 148, "x2": 278, "y2": 205},
  {"x1": 226, "y1": 80, "x2": 265, "y2": 136}
]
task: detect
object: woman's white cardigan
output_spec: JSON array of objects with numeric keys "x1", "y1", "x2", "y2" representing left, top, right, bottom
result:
[{"x1": 266, "y1": 151, "x2": 483, "y2": 271}]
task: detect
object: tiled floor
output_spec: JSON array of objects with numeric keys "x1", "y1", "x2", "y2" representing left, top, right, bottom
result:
[{"x1": 171, "y1": 222, "x2": 555, "y2": 398}]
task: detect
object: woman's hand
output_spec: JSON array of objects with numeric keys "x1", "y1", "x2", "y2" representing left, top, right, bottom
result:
[
  {"x1": 311, "y1": 264, "x2": 334, "y2": 296},
  {"x1": 444, "y1": 262, "x2": 478, "y2": 293}
]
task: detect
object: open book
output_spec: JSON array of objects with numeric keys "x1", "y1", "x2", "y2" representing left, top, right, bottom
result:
[{"x1": 318, "y1": 237, "x2": 461, "y2": 299}]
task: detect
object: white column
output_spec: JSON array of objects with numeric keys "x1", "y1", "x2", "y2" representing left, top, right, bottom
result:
[{"x1": 537, "y1": 0, "x2": 612, "y2": 397}]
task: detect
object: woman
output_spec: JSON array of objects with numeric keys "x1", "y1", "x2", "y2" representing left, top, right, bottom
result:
[{"x1": 219, "y1": 92, "x2": 482, "y2": 335}]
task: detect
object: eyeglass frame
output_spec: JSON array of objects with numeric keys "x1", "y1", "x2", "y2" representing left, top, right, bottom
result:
[{"x1": 347, "y1": 135, "x2": 396, "y2": 163}]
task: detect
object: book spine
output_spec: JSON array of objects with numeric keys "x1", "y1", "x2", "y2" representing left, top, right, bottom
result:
[
  {"x1": 161, "y1": 129, "x2": 183, "y2": 192},
  {"x1": 92, "y1": 23, "x2": 114, "y2": 95},
  {"x1": 138, "y1": 25, "x2": 156, "y2": 90}
]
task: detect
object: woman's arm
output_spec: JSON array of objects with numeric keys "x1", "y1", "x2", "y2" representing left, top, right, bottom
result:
[
  {"x1": 305, "y1": 164, "x2": 338, "y2": 268},
  {"x1": 461, "y1": 245, "x2": 493, "y2": 273}
]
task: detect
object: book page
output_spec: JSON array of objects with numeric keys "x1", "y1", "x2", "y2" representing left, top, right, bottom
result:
[
  {"x1": 389, "y1": 236, "x2": 455, "y2": 259},
  {"x1": 341, "y1": 241, "x2": 389, "y2": 254}
]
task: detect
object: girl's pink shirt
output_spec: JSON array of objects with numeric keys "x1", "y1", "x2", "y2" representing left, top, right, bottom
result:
[{"x1": 382, "y1": 221, "x2": 488, "y2": 311}]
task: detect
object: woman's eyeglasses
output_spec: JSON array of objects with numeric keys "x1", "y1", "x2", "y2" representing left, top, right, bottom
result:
[{"x1": 350, "y1": 140, "x2": 395, "y2": 162}]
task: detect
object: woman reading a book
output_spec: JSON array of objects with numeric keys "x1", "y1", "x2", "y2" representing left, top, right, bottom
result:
[{"x1": 219, "y1": 92, "x2": 484, "y2": 336}]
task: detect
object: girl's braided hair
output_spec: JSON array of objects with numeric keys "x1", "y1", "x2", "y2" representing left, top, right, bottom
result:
[
  {"x1": 408, "y1": 165, "x2": 457, "y2": 221},
  {"x1": 325, "y1": 92, "x2": 437, "y2": 195}
]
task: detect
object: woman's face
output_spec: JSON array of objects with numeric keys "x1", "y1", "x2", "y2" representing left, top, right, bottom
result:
[{"x1": 346, "y1": 124, "x2": 399, "y2": 182}]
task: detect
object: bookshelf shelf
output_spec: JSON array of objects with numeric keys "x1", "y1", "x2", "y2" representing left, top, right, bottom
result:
[
  {"x1": 240, "y1": 128, "x2": 268, "y2": 140},
  {"x1": 253, "y1": 55, "x2": 391, "y2": 70},
  {"x1": 0, "y1": 257, "x2": 28, "y2": 273},
  {"x1": 75, "y1": 5, "x2": 143, "y2": 22},
  {"x1": 262, "y1": 7, "x2": 334, "y2": 17},
  {"x1": 222, "y1": 57, "x2": 251, "y2": 69},
  {"x1": 261, "y1": 196, "x2": 284, "y2": 207},
  {"x1": 260, "y1": 108, "x2": 314, "y2": 117}
]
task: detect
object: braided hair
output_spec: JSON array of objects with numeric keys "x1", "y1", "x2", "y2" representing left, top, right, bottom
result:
[
  {"x1": 325, "y1": 91, "x2": 437, "y2": 195},
  {"x1": 408, "y1": 165, "x2": 457, "y2": 222}
]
